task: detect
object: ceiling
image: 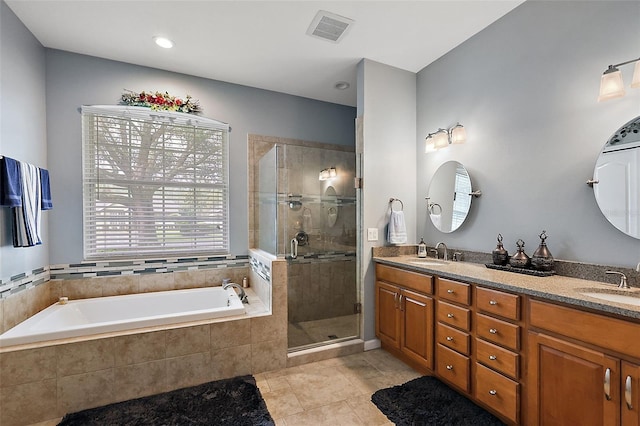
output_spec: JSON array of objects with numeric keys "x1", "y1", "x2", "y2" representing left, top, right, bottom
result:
[{"x1": 6, "y1": 1, "x2": 524, "y2": 107}]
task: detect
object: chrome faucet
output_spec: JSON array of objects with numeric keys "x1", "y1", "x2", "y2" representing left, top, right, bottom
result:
[
  {"x1": 223, "y1": 282, "x2": 249, "y2": 303},
  {"x1": 606, "y1": 271, "x2": 630, "y2": 289},
  {"x1": 435, "y1": 241, "x2": 449, "y2": 261}
]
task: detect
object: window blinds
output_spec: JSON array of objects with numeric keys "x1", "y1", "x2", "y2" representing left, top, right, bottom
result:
[{"x1": 81, "y1": 106, "x2": 229, "y2": 259}]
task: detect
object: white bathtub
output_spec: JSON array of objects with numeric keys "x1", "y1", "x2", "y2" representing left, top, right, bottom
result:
[{"x1": 0, "y1": 286, "x2": 246, "y2": 347}]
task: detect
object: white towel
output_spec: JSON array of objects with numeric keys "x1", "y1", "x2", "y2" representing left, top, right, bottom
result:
[
  {"x1": 430, "y1": 213, "x2": 442, "y2": 230},
  {"x1": 387, "y1": 210, "x2": 407, "y2": 244},
  {"x1": 13, "y1": 162, "x2": 42, "y2": 247},
  {"x1": 302, "y1": 208, "x2": 313, "y2": 232}
]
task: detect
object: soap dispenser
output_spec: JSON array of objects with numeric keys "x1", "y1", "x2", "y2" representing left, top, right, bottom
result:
[
  {"x1": 417, "y1": 238, "x2": 427, "y2": 258},
  {"x1": 531, "y1": 230, "x2": 554, "y2": 271}
]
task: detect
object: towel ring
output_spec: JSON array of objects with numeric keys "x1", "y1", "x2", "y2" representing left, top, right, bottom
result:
[
  {"x1": 389, "y1": 198, "x2": 404, "y2": 211},
  {"x1": 429, "y1": 203, "x2": 442, "y2": 215}
]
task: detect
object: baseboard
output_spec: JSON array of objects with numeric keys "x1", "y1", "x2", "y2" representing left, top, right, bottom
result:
[{"x1": 364, "y1": 338, "x2": 381, "y2": 351}]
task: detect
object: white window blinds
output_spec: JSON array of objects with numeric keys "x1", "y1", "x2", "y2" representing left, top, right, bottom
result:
[{"x1": 81, "y1": 105, "x2": 229, "y2": 259}]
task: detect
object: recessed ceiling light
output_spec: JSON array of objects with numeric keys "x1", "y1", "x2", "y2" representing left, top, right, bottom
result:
[
  {"x1": 153, "y1": 36, "x2": 174, "y2": 49},
  {"x1": 334, "y1": 81, "x2": 350, "y2": 90}
]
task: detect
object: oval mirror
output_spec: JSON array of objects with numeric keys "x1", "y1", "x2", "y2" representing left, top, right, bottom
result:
[
  {"x1": 427, "y1": 161, "x2": 473, "y2": 233},
  {"x1": 324, "y1": 186, "x2": 338, "y2": 228},
  {"x1": 592, "y1": 115, "x2": 640, "y2": 239}
]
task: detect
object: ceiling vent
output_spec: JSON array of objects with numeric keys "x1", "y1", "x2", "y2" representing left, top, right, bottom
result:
[{"x1": 306, "y1": 10, "x2": 354, "y2": 43}]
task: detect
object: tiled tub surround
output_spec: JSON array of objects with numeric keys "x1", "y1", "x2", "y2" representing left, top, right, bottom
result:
[{"x1": 0, "y1": 251, "x2": 288, "y2": 426}]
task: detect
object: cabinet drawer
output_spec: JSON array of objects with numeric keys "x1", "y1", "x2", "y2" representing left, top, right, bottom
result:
[
  {"x1": 437, "y1": 278, "x2": 470, "y2": 306},
  {"x1": 475, "y1": 363, "x2": 519, "y2": 424},
  {"x1": 476, "y1": 338, "x2": 519, "y2": 380},
  {"x1": 476, "y1": 287, "x2": 520, "y2": 320},
  {"x1": 436, "y1": 300, "x2": 471, "y2": 331},
  {"x1": 530, "y1": 299, "x2": 640, "y2": 359},
  {"x1": 376, "y1": 264, "x2": 433, "y2": 295},
  {"x1": 436, "y1": 344, "x2": 469, "y2": 392},
  {"x1": 476, "y1": 313, "x2": 520, "y2": 351},
  {"x1": 437, "y1": 322, "x2": 470, "y2": 355}
]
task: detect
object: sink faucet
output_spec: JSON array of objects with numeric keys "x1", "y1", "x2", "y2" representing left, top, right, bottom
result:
[
  {"x1": 435, "y1": 241, "x2": 449, "y2": 261},
  {"x1": 223, "y1": 282, "x2": 249, "y2": 303},
  {"x1": 606, "y1": 271, "x2": 630, "y2": 289}
]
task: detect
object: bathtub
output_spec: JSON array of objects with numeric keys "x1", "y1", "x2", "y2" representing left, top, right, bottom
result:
[{"x1": 0, "y1": 286, "x2": 246, "y2": 347}]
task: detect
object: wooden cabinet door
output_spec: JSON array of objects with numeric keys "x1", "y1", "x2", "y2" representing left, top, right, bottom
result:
[
  {"x1": 400, "y1": 288, "x2": 434, "y2": 369},
  {"x1": 528, "y1": 332, "x2": 619, "y2": 426},
  {"x1": 622, "y1": 361, "x2": 640, "y2": 426},
  {"x1": 375, "y1": 281, "x2": 400, "y2": 349}
]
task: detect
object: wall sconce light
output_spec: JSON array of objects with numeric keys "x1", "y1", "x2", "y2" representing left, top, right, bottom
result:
[
  {"x1": 319, "y1": 167, "x2": 337, "y2": 180},
  {"x1": 598, "y1": 56, "x2": 640, "y2": 102},
  {"x1": 425, "y1": 123, "x2": 467, "y2": 153}
]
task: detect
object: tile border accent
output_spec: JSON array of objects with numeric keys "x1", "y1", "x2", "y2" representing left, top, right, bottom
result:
[
  {"x1": 1, "y1": 255, "x2": 251, "y2": 299},
  {"x1": 0, "y1": 267, "x2": 51, "y2": 299}
]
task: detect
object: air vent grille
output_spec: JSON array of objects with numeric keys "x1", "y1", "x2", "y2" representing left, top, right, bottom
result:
[{"x1": 307, "y1": 10, "x2": 354, "y2": 43}]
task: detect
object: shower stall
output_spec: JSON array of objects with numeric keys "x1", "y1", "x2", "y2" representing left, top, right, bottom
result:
[{"x1": 255, "y1": 142, "x2": 359, "y2": 351}]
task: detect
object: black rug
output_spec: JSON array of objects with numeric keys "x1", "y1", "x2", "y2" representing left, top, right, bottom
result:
[
  {"x1": 58, "y1": 375, "x2": 275, "y2": 426},
  {"x1": 372, "y1": 376, "x2": 506, "y2": 426}
]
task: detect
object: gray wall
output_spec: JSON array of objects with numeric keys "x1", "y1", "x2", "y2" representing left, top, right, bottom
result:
[
  {"x1": 359, "y1": 59, "x2": 417, "y2": 341},
  {"x1": 44, "y1": 50, "x2": 356, "y2": 264},
  {"x1": 417, "y1": 1, "x2": 640, "y2": 268},
  {"x1": 0, "y1": 1, "x2": 49, "y2": 279}
]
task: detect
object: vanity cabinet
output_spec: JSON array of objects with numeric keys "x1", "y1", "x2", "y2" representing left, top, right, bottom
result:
[
  {"x1": 375, "y1": 264, "x2": 434, "y2": 371},
  {"x1": 436, "y1": 278, "x2": 472, "y2": 392},
  {"x1": 474, "y1": 286, "x2": 522, "y2": 424},
  {"x1": 528, "y1": 299, "x2": 640, "y2": 426}
]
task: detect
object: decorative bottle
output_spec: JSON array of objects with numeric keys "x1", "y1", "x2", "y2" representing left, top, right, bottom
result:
[
  {"x1": 417, "y1": 238, "x2": 427, "y2": 258},
  {"x1": 492, "y1": 233, "x2": 509, "y2": 265},
  {"x1": 509, "y1": 239, "x2": 531, "y2": 269},
  {"x1": 531, "y1": 230, "x2": 554, "y2": 271}
]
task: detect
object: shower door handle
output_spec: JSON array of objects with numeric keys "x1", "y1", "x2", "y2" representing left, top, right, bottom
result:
[{"x1": 290, "y1": 238, "x2": 298, "y2": 259}]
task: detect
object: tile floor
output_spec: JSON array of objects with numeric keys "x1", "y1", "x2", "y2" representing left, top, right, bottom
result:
[
  {"x1": 257, "y1": 349, "x2": 421, "y2": 425},
  {"x1": 31, "y1": 349, "x2": 418, "y2": 426}
]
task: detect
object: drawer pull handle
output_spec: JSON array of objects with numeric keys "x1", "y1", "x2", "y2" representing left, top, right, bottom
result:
[
  {"x1": 489, "y1": 355, "x2": 497, "y2": 361},
  {"x1": 489, "y1": 300, "x2": 498, "y2": 305},
  {"x1": 489, "y1": 390, "x2": 497, "y2": 396},
  {"x1": 447, "y1": 313, "x2": 454, "y2": 318},
  {"x1": 446, "y1": 365, "x2": 453, "y2": 370},
  {"x1": 489, "y1": 328, "x2": 498, "y2": 334},
  {"x1": 446, "y1": 336, "x2": 454, "y2": 341},
  {"x1": 626, "y1": 375, "x2": 633, "y2": 410},
  {"x1": 604, "y1": 368, "x2": 612, "y2": 401},
  {"x1": 447, "y1": 289, "x2": 454, "y2": 294}
]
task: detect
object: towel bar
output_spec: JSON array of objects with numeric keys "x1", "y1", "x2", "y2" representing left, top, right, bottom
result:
[{"x1": 389, "y1": 198, "x2": 403, "y2": 211}]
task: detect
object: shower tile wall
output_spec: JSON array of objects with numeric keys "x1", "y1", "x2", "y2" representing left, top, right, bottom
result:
[{"x1": 277, "y1": 145, "x2": 356, "y2": 257}]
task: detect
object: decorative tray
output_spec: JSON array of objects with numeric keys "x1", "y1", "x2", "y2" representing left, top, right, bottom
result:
[{"x1": 484, "y1": 263, "x2": 555, "y2": 277}]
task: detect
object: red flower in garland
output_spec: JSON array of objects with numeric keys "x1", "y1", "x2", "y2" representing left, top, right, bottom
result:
[{"x1": 120, "y1": 90, "x2": 200, "y2": 114}]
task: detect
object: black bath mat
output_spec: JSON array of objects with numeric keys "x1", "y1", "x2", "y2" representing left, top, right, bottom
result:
[
  {"x1": 58, "y1": 375, "x2": 274, "y2": 426},
  {"x1": 372, "y1": 376, "x2": 506, "y2": 426}
]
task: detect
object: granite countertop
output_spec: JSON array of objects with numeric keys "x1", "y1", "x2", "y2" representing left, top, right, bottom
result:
[{"x1": 374, "y1": 255, "x2": 640, "y2": 321}]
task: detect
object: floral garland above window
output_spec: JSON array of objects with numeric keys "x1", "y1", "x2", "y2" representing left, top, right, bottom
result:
[{"x1": 120, "y1": 90, "x2": 201, "y2": 114}]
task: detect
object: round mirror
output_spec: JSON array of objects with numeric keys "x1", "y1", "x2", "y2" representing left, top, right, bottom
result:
[
  {"x1": 427, "y1": 161, "x2": 473, "y2": 233},
  {"x1": 593, "y1": 115, "x2": 640, "y2": 239}
]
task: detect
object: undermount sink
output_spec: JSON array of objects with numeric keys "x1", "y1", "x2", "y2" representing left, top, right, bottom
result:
[
  {"x1": 407, "y1": 258, "x2": 448, "y2": 266},
  {"x1": 578, "y1": 288, "x2": 640, "y2": 307}
]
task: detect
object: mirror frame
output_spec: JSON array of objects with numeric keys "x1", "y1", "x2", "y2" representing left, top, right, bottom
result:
[
  {"x1": 592, "y1": 115, "x2": 640, "y2": 239},
  {"x1": 427, "y1": 160, "x2": 475, "y2": 233}
]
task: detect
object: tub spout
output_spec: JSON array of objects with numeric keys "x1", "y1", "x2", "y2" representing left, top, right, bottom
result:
[{"x1": 223, "y1": 282, "x2": 249, "y2": 304}]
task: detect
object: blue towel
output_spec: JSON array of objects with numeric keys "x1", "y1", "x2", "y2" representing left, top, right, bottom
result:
[
  {"x1": 0, "y1": 157, "x2": 23, "y2": 207},
  {"x1": 40, "y1": 168, "x2": 53, "y2": 210},
  {"x1": 13, "y1": 161, "x2": 42, "y2": 247}
]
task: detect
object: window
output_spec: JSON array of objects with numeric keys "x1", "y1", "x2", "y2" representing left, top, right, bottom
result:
[{"x1": 81, "y1": 105, "x2": 229, "y2": 259}]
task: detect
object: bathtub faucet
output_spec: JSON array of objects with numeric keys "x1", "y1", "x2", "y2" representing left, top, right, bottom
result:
[{"x1": 223, "y1": 282, "x2": 249, "y2": 304}]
